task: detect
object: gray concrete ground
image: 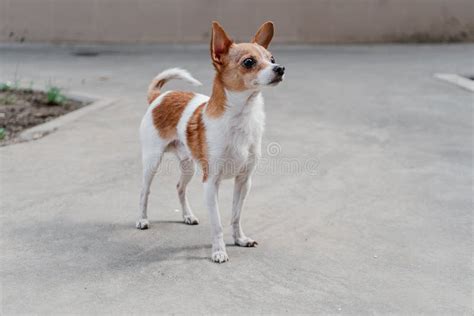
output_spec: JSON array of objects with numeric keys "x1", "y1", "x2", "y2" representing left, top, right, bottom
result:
[{"x1": 0, "y1": 43, "x2": 473, "y2": 314}]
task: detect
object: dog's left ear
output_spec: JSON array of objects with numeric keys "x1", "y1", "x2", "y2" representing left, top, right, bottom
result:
[{"x1": 252, "y1": 21, "x2": 274, "y2": 49}]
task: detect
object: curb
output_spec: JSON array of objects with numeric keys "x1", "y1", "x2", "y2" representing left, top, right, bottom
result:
[
  {"x1": 19, "y1": 92, "x2": 116, "y2": 141},
  {"x1": 434, "y1": 73, "x2": 474, "y2": 93}
]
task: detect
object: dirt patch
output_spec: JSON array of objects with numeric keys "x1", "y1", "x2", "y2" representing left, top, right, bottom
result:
[{"x1": 0, "y1": 89, "x2": 86, "y2": 146}]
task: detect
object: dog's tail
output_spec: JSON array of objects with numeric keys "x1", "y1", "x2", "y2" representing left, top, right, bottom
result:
[{"x1": 147, "y1": 68, "x2": 202, "y2": 104}]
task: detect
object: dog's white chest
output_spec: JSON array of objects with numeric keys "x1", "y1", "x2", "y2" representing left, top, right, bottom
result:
[
  {"x1": 224, "y1": 130, "x2": 253, "y2": 167},
  {"x1": 219, "y1": 95, "x2": 265, "y2": 178}
]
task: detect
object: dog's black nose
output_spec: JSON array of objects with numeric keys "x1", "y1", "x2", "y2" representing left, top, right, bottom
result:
[{"x1": 273, "y1": 65, "x2": 285, "y2": 76}]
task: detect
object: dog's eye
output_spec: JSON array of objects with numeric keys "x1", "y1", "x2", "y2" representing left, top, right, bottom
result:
[
  {"x1": 270, "y1": 56, "x2": 275, "y2": 64},
  {"x1": 242, "y1": 58, "x2": 256, "y2": 69}
]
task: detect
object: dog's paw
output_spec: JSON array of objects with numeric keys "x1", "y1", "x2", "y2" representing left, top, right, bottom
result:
[
  {"x1": 136, "y1": 218, "x2": 149, "y2": 230},
  {"x1": 235, "y1": 237, "x2": 258, "y2": 247},
  {"x1": 183, "y1": 215, "x2": 199, "y2": 225},
  {"x1": 211, "y1": 250, "x2": 229, "y2": 263}
]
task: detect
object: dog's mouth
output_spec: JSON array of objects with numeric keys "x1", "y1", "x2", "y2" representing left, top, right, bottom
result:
[{"x1": 269, "y1": 76, "x2": 284, "y2": 86}]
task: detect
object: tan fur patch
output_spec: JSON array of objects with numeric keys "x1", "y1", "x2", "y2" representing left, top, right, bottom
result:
[
  {"x1": 206, "y1": 76, "x2": 227, "y2": 118},
  {"x1": 187, "y1": 102, "x2": 209, "y2": 181},
  {"x1": 152, "y1": 91, "x2": 194, "y2": 139}
]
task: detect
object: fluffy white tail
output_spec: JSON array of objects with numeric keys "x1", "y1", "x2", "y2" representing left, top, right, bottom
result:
[{"x1": 147, "y1": 68, "x2": 202, "y2": 103}]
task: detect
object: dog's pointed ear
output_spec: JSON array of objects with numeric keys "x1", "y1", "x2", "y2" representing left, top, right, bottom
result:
[
  {"x1": 252, "y1": 21, "x2": 274, "y2": 48},
  {"x1": 211, "y1": 21, "x2": 233, "y2": 65}
]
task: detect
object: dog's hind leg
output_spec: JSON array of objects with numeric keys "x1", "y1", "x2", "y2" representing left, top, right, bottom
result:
[
  {"x1": 136, "y1": 146, "x2": 163, "y2": 229},
  {"x1": 177, "y1": 158, "x2": 199, "y2": 225},
  {"x1": 136, "y1": 113, "x2": 167, "y2": 230}
]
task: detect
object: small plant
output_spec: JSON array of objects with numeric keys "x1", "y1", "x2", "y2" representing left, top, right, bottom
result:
[
  {"x1": 0, "y1": 82, "x2": 12, "y2": 92},
  {"x1": 46, "y1": 86, "x2": 65, "y2": 105},
  {"x1": 0, "y1": 80, "x2": 23, "y2": 92},
  {"x1": 0, "y1": 128, "x2": 5, "y2": 140}
]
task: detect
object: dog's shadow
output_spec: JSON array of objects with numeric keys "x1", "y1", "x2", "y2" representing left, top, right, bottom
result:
[
  {"x1": 147, "y1": 220, "x2": 186, "y2": 224},
  {"x1": 112, "y1": 220, "x2": 214, "y2": 265},
  {"x1": 6, "y1": 219, "x2": 212, "y2": 275}
]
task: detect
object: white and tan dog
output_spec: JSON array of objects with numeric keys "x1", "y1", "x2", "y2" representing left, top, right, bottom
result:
[{"x1": 137, "y1": 21, "x2": 285, "y2": 263}]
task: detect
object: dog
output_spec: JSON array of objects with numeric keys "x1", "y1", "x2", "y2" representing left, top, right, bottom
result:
[{"x1": 137, "y1": 21, "x2": 285, "y2": 263}]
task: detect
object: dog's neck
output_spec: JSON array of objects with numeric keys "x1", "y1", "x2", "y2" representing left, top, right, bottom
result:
[
  {"x1": 207, "y1": 74, "x2": 261, "y2": 118},
  {"x1": 226, "y1": 89, "x2": 260, "y2": 109}
]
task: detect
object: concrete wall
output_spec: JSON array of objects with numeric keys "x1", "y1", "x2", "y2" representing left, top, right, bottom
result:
[{"x1": 1, "y1": 0, "x2": 473, "y2": 44}]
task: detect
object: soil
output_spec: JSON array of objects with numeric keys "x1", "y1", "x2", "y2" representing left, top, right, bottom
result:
[{"x1": 0, "y1": 89, "x2": 85, "y2": 146}]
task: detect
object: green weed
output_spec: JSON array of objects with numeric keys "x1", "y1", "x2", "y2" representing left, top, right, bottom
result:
[{"x1": 46, "y1": 86, "x2": 66, "y2": 105}]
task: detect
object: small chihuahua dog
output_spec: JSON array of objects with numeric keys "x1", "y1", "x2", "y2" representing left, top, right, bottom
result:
[{"x1": 137, "y1": 21, "x2": 285, "y2": 263}]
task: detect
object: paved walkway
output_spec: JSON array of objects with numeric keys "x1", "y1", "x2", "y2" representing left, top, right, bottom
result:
[{"x1": 1, "y1": 43, "x2": 473, "y2": 314}]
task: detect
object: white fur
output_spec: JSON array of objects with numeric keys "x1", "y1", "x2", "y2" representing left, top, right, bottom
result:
[
  {"x1": 256, "y1": 64, "x2": 277, "y2": 85},
  {"x1": 202, "y1": 89, "x2": 264, "y2": 261},
  {"x1": 204, "y1": 90, "x2": 264, "y2": 179},
  {"x1": 149, "y1": 68, "x2": 202, "y2": 90}
]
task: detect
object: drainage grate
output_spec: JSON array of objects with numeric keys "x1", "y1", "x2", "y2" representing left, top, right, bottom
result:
[{"x1": 434, "y1": 73, "x2": 474, "y2": 92}]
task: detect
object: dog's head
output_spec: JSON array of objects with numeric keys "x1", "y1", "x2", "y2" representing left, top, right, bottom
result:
[{"x1": 210, "y1": 21, "x2": 285, "y2": 91}]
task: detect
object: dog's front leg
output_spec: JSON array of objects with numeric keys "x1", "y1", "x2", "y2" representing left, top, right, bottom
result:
[
  {"x1": 232, "y1": 174, "x2": 258, "y2": 247},
  {"x1": 204, "y1": 177, "x2": 228, "y2": 263}
]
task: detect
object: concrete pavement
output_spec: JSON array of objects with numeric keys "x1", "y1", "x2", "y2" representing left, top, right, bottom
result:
[{"x1": 1, "y1": 43, "x2": 473, "y2": 314}]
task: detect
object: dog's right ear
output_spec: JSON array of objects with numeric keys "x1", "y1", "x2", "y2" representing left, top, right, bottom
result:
[{"x1": 211, "y1": 21, "x2": 233, "y2": 66}]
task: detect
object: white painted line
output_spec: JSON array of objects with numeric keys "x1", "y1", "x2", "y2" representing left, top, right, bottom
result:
[
  {"x1": 434, "y1": 73, "x2": 474, "y2": 92},
  {"x1": 19, "y1": 95, "x2": 116, "y2": 141}
]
